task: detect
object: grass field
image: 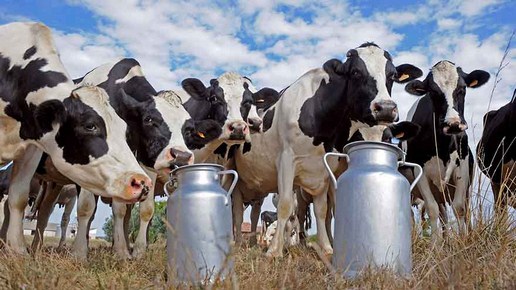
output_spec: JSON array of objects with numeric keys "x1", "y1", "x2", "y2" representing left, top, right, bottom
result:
[{"x1": 0, "y1": 215, "x2": 514, "y2": 290}]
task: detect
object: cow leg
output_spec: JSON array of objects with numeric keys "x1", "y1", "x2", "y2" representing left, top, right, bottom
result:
[
  {"x1": 267, "y1": 150, "x2": 295, "y2": 258},
  {"x1": 249, "y1": 199, "x2": 262, "y2": 247},
  {"x1": 232, "y1": 186, "x2": 244, "y2": 245},
  {"x1": 296, "y1": 192, "x2": 309, "y2": 245},
  {"x1": 439, "y1": 203, "x2": 448, "y2": 239},
  {"x1": 58, "y1": 193, "x2": 76, "y2": 249},
  {"x1": 0, "y1": 199, "x2": 10, "y2": 240},
  {"x1": 111, "y1": 200, "x2": 132, "y2": 259},
  {"x1": 132, "y1": 166, "x2": 157, "y2": 259},
  {"x1": 451, "y1": 161, "x2": 469, "y2": 234},
  {"x1": 72, "y1": 189, "x2": 97, "y2": 260},
  {"x1": 32, "y1": 182, "x2": 62, "y2": 252},
  {"x1": 326, "y1": 186, "x2": 335, "y2": 245},
  {"x1": 312, "y1": 188, "x2": 333, "y2": 255},
  {"x1": 7, "y1": 145, "x2": 43, "y2": 254},
  {"x1": 417, "y1": 175, "x2": 441, "y2": 242}
]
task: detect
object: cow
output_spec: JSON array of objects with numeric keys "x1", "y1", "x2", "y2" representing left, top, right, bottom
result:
[
  {"x1": 26, "y1": 183, "x2": 78, "y2": 250},
  {"x1": 477, "y1": 89, "x2": 516, "y2": 212},
  {"x1": 228, "y1": 43, "x2": 423, "y2": 257},
  {"x1": 65, "y1": 59, "x2": 220, "y2": 259},
  {"x1": 402, "y1": 60, "x2": 489, "y2": 241},
  {"x1": 177, "y1": 72, "x2": 280, "y2": 162},
  {"x1": 0, "y1": 22, "x2": 152, "y2": 253}
]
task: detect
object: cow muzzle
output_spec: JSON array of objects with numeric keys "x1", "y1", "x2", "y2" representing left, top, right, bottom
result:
[
  {"x1": 117, "y1": 173, "x2": 152, "y2": 204},
  {"x1": 167, "y1": 148, "x2": 194, "y2": 167},
  {"x1": 227, "y1": 121, "x2": 249, "y2": 141},
  {"x1": 372, "y1": 100, "x2": 399, "y2": 123},
  {"x1": 443, "y1": 122, "x2": 468, "y2": 135}
]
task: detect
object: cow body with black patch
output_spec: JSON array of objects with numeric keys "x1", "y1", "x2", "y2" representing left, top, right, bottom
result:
[
  {"x1": 228, "y1": 43, "x2": 422, "y2": 257},
  {"x1": 0, "y1": 22, "x2": 151, "y2": 253},
  {"x1": 403, "y1": 60, "x2": 489, "y2": 240},
  {"x1": 477, "y1": 90, "x2": 516, "y2": 211}
]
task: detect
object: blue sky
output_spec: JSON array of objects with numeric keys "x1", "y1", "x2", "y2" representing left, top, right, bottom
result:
[{"x1": 1, "y1": 0, "x2": 514, "y2": 235}]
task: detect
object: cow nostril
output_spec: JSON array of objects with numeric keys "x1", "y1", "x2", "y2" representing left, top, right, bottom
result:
[{"x1": 131, "y1": 179, "x2": 142, "y2": 191}]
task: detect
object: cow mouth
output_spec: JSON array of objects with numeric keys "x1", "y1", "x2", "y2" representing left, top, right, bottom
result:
[
  {"x1": 442, "y1": 124, "x2": 467, "y2": 135},
  {"x1": 228, "y1": 133, "x2": 246, "y2": 141}
]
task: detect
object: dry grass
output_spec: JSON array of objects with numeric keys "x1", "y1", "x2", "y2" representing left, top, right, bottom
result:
[{"x1": 0, "y1": 217, "x2": 514, "y2": 290}]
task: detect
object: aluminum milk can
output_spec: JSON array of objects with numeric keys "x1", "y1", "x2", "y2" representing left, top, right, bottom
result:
[
  {"x1": 164, "y1": 164, "x2": 238, "y2": 284},
  {"x1": 323, "y1": 141, "x2": 422, "y2": 278}
]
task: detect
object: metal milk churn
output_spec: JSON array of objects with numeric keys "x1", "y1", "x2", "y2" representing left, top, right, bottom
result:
[
  {"x1": 164, "y1": 164, "x2": 238, "y2": 284},
  {"x1": 323, "y1": 141, "x2": 422, "y2": 278}
]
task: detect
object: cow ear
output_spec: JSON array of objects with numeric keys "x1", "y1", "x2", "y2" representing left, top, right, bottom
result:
[
  {"x1": 463, "y1": 69, "x2": 490, "y2": 88},
  {"x1": 117, "y1": 88, "x2": 146, "y2": 113},
  {"x1": 389, "y1": 121, "x2": 421, "y2": 141},
  {"x1": 394, "y1": 64, "x2": 423, "y2": 83},
  {"x1": 405, "y1": 80, "x2": 427, "y2": 96},
  {"x1": 253, "y1": 88, "x2": 280, "y2": 109},
  {"x1": 323, "y1": 59, "x2": 347, "y2": 75},
  {"x1": 182, "y1": 78, "x2": 208, "y2": 100},
  {"x1": 35, "y1": 100, "x2": 66, "y2": 133},
  {"x1": 181, "y1": 119, "x2": 222, "y2": 149}
]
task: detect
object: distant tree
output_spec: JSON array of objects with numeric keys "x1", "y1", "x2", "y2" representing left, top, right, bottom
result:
[
  {"x1": 102, "y1": 201, "x2": 167, "y2": 243},
  {"x1": 102, "y1": 216, "x2": 114, "y2": 243}
]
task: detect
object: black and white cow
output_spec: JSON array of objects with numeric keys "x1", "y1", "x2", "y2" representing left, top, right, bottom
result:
[
  {"x1": 402, "y1": 60, "x2": 489, "y2": 240},
  {"x1": 229, "y1": 43, "x2": 422, "y2": 257},
  {"x1": 477, "y1": 89, "x2": 516, "y2": 211},
  {"x1": 69, "y1": 59, "x2": 221, "y2": 259},
  {"x1": 0, "y1": 22, "x2": 151, "y2": 253},
  {"x1": 178, "y1": 72, "x2": 280, "y2": 162}
]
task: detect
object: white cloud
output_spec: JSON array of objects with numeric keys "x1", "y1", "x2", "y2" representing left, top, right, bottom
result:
[{"x1": 459, "y1": 0, "x2": 504, "y2": 17}]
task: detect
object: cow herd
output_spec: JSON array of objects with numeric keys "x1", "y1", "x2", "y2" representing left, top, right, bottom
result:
[{"x1": 0, "y1": 22, "x2": 513, "y2": 262}]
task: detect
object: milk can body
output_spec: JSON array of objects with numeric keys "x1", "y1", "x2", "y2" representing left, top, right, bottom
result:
[
  {"x1": 324, "y1": 141, "x2": 422, "y2": 278},
  {"x1": 165, "y1": 164, "x2": 238, "y2": 284}
]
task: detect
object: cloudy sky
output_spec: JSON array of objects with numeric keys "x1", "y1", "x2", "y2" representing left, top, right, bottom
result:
[{"x1": 1, "y1": 0, "x2": 514, "y2": 234}]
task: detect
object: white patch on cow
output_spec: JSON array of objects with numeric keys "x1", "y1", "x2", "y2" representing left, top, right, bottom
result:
[
  {"x1": 423, "y1": 156, "x2": 446, "y2": 190},
  {"x1": 431, "y1": 61, "x2": 460, "y2": 125},
  {"x1": 153, "y1": 90, "x2": 194, "y2": 177},
  {"x1": 357, "y1": 124, "x2": 389, "y2": 141},
  {"x1": 115, "y1": 65, "x2": 144, "y2": 84},
  {"x1": 444, "y1": 150, "x2": 459, "y2": 184},
  {"x1": 78, "y1": 59, "x2": 124, "y2": 86},
  {"x1": 356, "y1": 46, "x2": 390, "y2": 112}
]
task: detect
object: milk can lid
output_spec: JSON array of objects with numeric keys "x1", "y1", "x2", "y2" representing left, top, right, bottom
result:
[
  {"x1": 170, "y1": 163, "x2": 225, "y2": 176},
  {"x1": 342, "y1": 141, "x2": 405, "y2": 160}
]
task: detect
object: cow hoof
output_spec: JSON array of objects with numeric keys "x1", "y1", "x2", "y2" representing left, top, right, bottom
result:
[
  {"x1": 265, "y1": 248, "x2": 283, "y2": 259},
  {"x1": 131, "y1": 246, "x2": 146, "y2": 259},
  {"x1": 115, "y1": 251, "x2": 132, "y2": 260}
]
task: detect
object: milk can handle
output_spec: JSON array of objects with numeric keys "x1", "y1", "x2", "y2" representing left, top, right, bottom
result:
[
  {"x1": 323, "y1": 152, "x2": 350, "y2": 190},
  {"x1": 218, "y1": 170, "x2": 239, "y2": 206},
  {"x1": 398, "y1": 161, "x2": 423, "y2": 192}
]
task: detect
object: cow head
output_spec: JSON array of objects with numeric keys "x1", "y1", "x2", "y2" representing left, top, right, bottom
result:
[
  {"x1": 326, "y1": 43, "x2": 422, "y2": 125},
  {"x1": 182, "y1": 73, "x2": 280, "y2": 144},
  {"x1": 151, "y1": 90, "x2": 220, "y2": 180},
  {"x1": 405, "y1": 60, "x2": 489, "y2": 135},
  {"x1": 36, "y1": 86, "x2": 152, "y2": 203}
]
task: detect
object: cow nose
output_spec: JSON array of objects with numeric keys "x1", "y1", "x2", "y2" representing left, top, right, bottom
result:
[
  {"x1": 169, "y1": 148, "x2": 193, "y2": 167},
  {"x1": 443, "y1": 119, "x2": 467, "y2": 135},
  {"x1": 127, "y1": 174, "x2": 152, "y2": 202},
  {"x1": 248, "y1": 118, "x2": 263, "y2": 132},
  {"x1": 228, "y1": 121, "x2": 248, "y2": 140},
  {"x1": 373, "y1": 101, "x2": 398, "y2": 123}
]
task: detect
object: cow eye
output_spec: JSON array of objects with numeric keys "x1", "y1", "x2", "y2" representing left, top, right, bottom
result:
[
  {"x1": 84, "y1": 124, "x2": 97, "y2": 132},
  {"x1": 144, "y1": 116, "x2": 153, "y2": 124},
  {"x1": 351, "y1": 70, "x2": 361, "y2": 78}
]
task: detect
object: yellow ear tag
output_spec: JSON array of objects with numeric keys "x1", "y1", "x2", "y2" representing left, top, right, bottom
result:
[
  {"x1": 469, "y1": 80, "x2": 478, "y2": 87},
  {"x1": 395, "y1": 132, "x2": 405, "y2": 139},
  {"x1": 398, "y1": 74, "x2": 410, "y2": 81},
  {"x1": 197, "y1": 132, "x2": 205, "y2": 138}
]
